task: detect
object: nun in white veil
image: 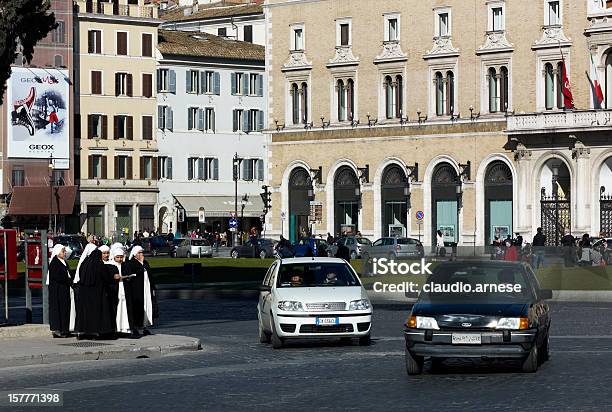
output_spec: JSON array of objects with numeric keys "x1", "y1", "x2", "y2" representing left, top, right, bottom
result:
[
  {"x1": 108, "y1": 246, "x2": 131, "y2": 334},
  {"x1": 47, "y1": 244, "x2": 72, "y2": 337},
  {"x1": 124, "y1": 245, "x2": 155, "y2": 337}
]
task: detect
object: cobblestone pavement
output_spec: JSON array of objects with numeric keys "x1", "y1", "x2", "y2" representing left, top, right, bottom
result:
[{"x1": 1, "y1": 298, "x2": 612, "y2": 411}]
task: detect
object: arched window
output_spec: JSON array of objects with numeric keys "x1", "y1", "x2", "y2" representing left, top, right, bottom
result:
[
  {"x1": 334, "y1": 166, "x2": 360, "y2": 236},
  {"x1": 346, "y1": 79, "x2": 355, "y2": 121},
  {"x1": 337, "y1": 79, "x2": 346, "y2": 121},
  {"x1": 289, "y1": 167, "x2": 312, "y2": 242},
  {"x1": 395, "y1": 75, "x2": 403, "y2": 118},
  {"x1": 488, "y1": 67, "x2": 498, "y2": 113},
  {"x1": 446, "y1": 71, "x2": 454, "y2": 114},
  {"x1": 300, "y1": 82, "x2": 308, "y2": 123},
  {"x1": 381, "y1": 164, "x2": 408, "y2": 237},
  {"x1": 385, "y1": 76, "x2": 394, "y2": 119},
  {"x1": 435, "y1": 72, "x2": 444, "y2": 116},
  {"x1": 545, "y1": 63, "x2": 554, "y2": 110},
  {"x1": 556, "y1": 62, "x2": 565, "y2": 109},
  {"x1": 484, "y1": 161, "x2": 513, "y2": 246},
  {"x1": 500, "y1": 66, "x2": 509, "y2": 111},
  {"x1": 606, "y1": 52, "x2": 612, "y2": 109},
  {"x1": 291, "y1": 83, "x2": 300, "y2": 125}
]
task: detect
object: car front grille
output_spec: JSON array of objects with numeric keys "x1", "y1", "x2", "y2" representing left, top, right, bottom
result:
[
  {"x1": 357, "y1": 322, "x2": 370, "y2": 332},
  {"x1": 299, "y1": 324, "x2": 354, "y2": 333},
  {"x1": 305, "y1": 302, "x2": 346, "y2": 311},
  {"x1": 279, "y1": 323, "x2": 296, "y2": 333}
]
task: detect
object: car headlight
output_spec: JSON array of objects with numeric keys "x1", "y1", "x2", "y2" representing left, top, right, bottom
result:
[
  {"x1": 277, "y1": 301, "x2": 304, "y2": 311},
  {"x1": 348, "y1": 299, "x2": 370, "y2": 310},
  {"x1": 406, "y1": 315, "x2": 440, "y2": 330},
  {"x1": 495, "y1": 317, "x2": 529, "y2": 330}
]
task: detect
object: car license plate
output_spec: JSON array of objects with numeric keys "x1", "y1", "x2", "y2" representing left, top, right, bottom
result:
[
  {"x1": 451, "y1": 333, "x2": 482, "y2": 345},
  {"x1": 316, "y1": 317, "x2": 339, "y2": 326}
]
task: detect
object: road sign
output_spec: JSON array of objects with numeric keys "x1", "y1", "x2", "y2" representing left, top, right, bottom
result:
[
  {"x1": 280, "y1": 211, "x2": 286, "y2": 220},
  {"x1": 229, "y1": 218, "x2": 238, "y2": 228},
  {"x1": 416, "y1": 210, "x2": 425, "y2": 221}
]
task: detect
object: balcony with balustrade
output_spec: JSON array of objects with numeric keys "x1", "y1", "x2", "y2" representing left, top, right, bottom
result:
[
  {"x1": 76, "y1": 0, "x2": 158, "y2": 20},
  {"x1": 506, "y1": 110, "x2": 612, "y2": 135}
]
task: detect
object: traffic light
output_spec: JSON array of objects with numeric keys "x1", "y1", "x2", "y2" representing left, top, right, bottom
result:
[{"x1": 260, "y1": 185, "x2": 272, "y2": 214}]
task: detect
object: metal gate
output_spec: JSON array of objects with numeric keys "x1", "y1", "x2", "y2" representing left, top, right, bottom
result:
[
  {"x1": 540, "y1": 193, "x2": 571, "y2": 246},
  {"x1": 600, "y1": 193, "x2": 612, "y2": 237}
]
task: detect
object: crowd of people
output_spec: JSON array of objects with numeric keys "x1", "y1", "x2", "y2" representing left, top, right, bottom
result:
[
  {"x1": 47, "y1": 241, "x2": 157, "y2": 340},
  {"x1": 491, "y1": 228, "x2": 612, "y2": 268}
]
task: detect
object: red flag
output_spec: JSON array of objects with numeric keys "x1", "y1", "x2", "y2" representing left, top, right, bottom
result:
[
  {"x1": 590, "y1": 53, "x2": 604, "y2": 107},
  {"x1": 559, "y1": 49, "x2": 575, "y2": 109}
]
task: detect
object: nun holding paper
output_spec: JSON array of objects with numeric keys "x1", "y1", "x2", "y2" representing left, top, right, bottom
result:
[
  {"x1": 124, "y1": 246, "x2": 156, "y2": 337},
  {"x1": 107, "y1": 245, "x2": 131, "y2": 335}
]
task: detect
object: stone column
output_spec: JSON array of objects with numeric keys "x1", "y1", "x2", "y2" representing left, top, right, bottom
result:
[
  {"x1": 514, "y1": 144, "x2": 532, "y2": 234},
  {"x1": 572, "y1": 139, "x2": 591, "y2": 233}
]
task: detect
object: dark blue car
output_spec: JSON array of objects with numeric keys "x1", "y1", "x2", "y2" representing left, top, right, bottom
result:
[{"x1": 291, "y1": 238, "x2": 330, "y2": 257}]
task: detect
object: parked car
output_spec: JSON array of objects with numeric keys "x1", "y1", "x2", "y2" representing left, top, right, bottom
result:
[
  {"x1": 404, "y1": 261, "x2": 552, "y2": 375},
  {"x1": 53, "y1": 235, "x2": 87, "y2": 259},
  {"x1": 231, "y1": 238, "x2": 276, "y2": 259},
  {"x1": 141, "y1": 235, "x2": 176, "y2": 257},
  {"x1": 328, "y1": 236, "x2": 371, "y2": 259},
  {"x1": 292, "y1": 238, "x2": 330, "y2": 257},
  {"x1": 174, "y1": 238, "x2": 213, "y2": 258},
  {"x1": 362, "y1": 237, "x2": 424, "y2": 261},
  {"x1": 257, "y1": 257, "x2": 372, "y2": 348}
]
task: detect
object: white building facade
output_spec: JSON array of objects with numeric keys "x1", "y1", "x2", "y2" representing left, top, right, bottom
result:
[{"x1": 156, "y1": 30, "x2": 266, "y2": 237}]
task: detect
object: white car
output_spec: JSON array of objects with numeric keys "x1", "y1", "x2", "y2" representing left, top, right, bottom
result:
[{"x1": 257, "y1": 257, "x2": 373, "y2": 349}]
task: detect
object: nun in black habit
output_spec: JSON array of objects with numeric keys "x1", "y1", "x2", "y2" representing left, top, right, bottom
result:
[
  {"x1": 124, "y1": 245, "x2": 156, "y2": 337},
  {"x1": 47, "y1": 244, "x2": 72, "y2": 338},
  {"x1": 74, "y1": 248, "x2": 115, "y2": 339}
]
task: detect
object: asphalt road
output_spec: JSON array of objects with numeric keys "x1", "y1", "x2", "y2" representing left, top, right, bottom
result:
[{"x1": 2, "y1": 298, "x2": 612, "y2": 411}]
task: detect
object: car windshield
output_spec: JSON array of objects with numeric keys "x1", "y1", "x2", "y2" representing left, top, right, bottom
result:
[
  {"x1": 356, "y1": 238, "x2": 370, "y2": 245},
  {"x1": 191, "y1": 239, "x2": 209, "y2": 246},
  {"x1": 277, "y1": 262, "x2": 361, "y2": 288},
  {"x1": 419, "y1": 264, "x2": 535, "y2": 303}
]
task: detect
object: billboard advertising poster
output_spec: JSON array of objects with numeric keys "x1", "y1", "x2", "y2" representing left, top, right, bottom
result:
[{"x1": 6, "y1": 67, "x2": 70, "y2": 168}]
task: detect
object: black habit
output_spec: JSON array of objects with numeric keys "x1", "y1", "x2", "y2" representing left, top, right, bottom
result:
[
  {"x1": 105, "y1": 263, "x2": 120, "y2": 325},
  {"x1": 48, "y1": 256, "x2": 72, "y2": 334},
  {"x1": 124, "y1": 258, "x2": 155, "y2": 330},
  {"x1": 75, "y1": 250, "x2": 115, "y2": 335}
]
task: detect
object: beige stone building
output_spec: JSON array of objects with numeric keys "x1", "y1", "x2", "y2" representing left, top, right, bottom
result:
[
  {"x1": 265, "y1": 0, "x2": 612, "y2": 249},
  {"x1": 75, "y1": 0, "x2": 160, "y2": 240}
]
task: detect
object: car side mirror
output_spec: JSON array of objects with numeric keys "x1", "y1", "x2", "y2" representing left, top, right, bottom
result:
[
  {"x1": 540, "y1": 289, "x2": 553, "y2": 300},
  {"x1": 259, "y1": 284, "x2": 272, "y2": 293}
]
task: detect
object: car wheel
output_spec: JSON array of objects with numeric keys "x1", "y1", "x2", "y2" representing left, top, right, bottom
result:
[
  {"x1": 350, "y1": 251, "x2": 358, "y2": 260},
  {"x1": 521, "y1": 344, "x2": 539, "y2": 373},
  {"x1": 231, "y1": 250, "x2": 239, "y2": 259},
  {"x1": 259, "y1": 250, "x2": 267, "y2": 259},
  {"x1": 405, "y1": 348, "x2": 423, "y2": 375},
  {"x1": 358, "y1": 334, "x2": 371, "y2": 346},
  {"x1": 270, "y1": 316, "x2": 284, "y2": 349},
  {"x1": 258, "y1": 318, "x2": 271, "y2": 344},
  {"x1": 539, "y1": 332, "x2": 550, "y2": 364}
]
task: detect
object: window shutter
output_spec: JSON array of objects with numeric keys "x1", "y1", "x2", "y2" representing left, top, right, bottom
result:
[
  {"x1": 127, "y1": 74, "x2": 133, "y2": 97},
  {"x1": 117, "y1": 32, "x2": 127, "y2": 55},
  {"x1": 143, "y1": 73, "x2": 152, "y2": 98},
  {"x1": 115, "y1": 73, "x2": 120, "y2": 96},
  {"x1": 167, "y1": 107, "x2": 173, "y2": 130},
  {"x1": 152, "y1": 157, "x2": 158, "y2": 180},
  {"x1": 140, "y1": 157, "x2": 145, "y2": 179},
  {"x1": 101, "y1": 115, "x2": 108, "y2": 139},
  {"x1": 203, "y1": 159, "x2": 209, "y2": 181},
  {"x1": 167, "y1": 157, "x2": 173, "y2": 180},
  {"x1": 126, "y1": 116, "x2": 133, "y2": 139},
  {"x1": 101, "y1": 156, "x2": 107, "y2": 179},
  {"x1": 157, "y1": 106, "x2": 163, "y2": 129},
  {"x1": 186, "y1": 71, "x2": 192, "y2": 93},
  {"x1": 87, "y1": 114, "x2": 93, "y2": 139},
  {"x1": 88, "y1": 156, "x2": 93, "y2": 179},
  {"x1": 114, "y1": 156, "x2": 120, "y2": 179},
  {"x1": 211, "y1": 110, "x2": 216, "y2": 133},
  {"x1": 187, "y1": 108, "x2": 194, "y2": 130},
  {"x1": 142, "y1": 116, "x2": 152, "y2": 140},
  {"x1": 257, "y1": 110, "x2": 264, "y2": 131},
  {"x1": 169, "y1": 70, "x2": 176, "y2": 93},
  {"x1": 127, "y1": 157, "x2": 133, "y2": 179},
  {"x1": 142, "y1": 33, "x2": 152, "y2": 57},
  {"x1": 257, "y1": 74, "x2": 263, "y2": 96},
  {"x1": 213, "y1": 158, "x2": 219, "y2": 180},
  {"x1": 113, "y1": 116, "x2": 119, "y2": 139},
  {"x1": 156, "y1": 157, "x2": 162, "y2": 179},
  {"x1": 187, "y1": 159, "x2": 193, "y2": 180},
  {"x1": 197, "y1": 158, "x2": 204, "y2": 180},
  {"x1": 232, "y1": 110, "x2": 238, "y2": 132},
  {"x1": 197, "y1": 108, "x2": 204, "y2": 131},
  {"x1": 231, "y1": 73, "x2": 237, "y2": 95},
  {"x1": 156, "y1": 69, "x2": 161, "y2": 92},
  {"x1": 213, "y1": 72, "x2": 221, "y2": 95},
  {"x1": 242, "y1": 110, "x2": 251, "y2": 132},
  {"x1": 241, "y1": 160, "x2": 247, "y2": 180},
  {"x1": 88, "y1": 31, "x2": 94, "y2": 53},
  {"x1": 257, "y1": 159, "x2": 264, "y2": 181},
  {"x1": 200, "y1": 71, "x2": 206, "y2": 94},
  {"x1": 242, "y1": 74, "x2": 249, "y2": 95}
]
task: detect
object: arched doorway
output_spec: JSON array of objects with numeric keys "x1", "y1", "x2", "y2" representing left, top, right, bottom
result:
[
  {"x1": 158, "y1": 206, "x2": 168, "y2": 233},
  {"x1": 484, "y1": 161, "x2": 513, "y2": 245},
  {"x1": 288, "y1": 167, "x2": 312, "y2": 242},
  {"x1": 599, "y1": 157, "x2": 612, "y2": 236},
  {"x1": 540, "y1": 159, "x2": 571, "y2": 246},
  {"x1": 334, "y1": 166, "x2": 360, "y2": 236},
  {"x1": 381, "y1": 164, "x2": 408, "y2": 237},
  {"x1": 432, "y1": 163, "x2": 459, "y2": 245}
]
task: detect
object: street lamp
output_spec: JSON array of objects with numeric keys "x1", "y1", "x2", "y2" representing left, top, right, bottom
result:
[
  {"x1": 456, "y1": 182, "x2": 463, "y2": 210},
  {"x1": 240, "y1": 194, "x2": 249, "y2": 243},
  {"x1": 48, "y1": 155, "x2": 54, "y2": 235},
  {"x1": 232, "y1": 153, "x2": 244, "y2": 246}
]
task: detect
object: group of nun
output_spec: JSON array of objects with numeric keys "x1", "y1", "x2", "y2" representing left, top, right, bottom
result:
[{"x1": 47, "y1": 243, "x2": 156, "y2": 339}]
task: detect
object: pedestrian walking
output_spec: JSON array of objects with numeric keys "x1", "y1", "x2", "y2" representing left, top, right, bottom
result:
[
  {"x1": 561, "y1": 230, "x2": 576, "y2": 267},
  {"x1": 436, "y1": 230, "x2": 445, "y2": 257},
  {"x1": 47, "y1": 244, "x2": 72, "y2": 338},
  {"x1": 532, "y1": 228, "x2": 546, "y2": 268}
]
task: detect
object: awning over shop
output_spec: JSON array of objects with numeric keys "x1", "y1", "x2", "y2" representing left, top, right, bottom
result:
[
  {"x1": 8, "y1": 186, "x2": 77, "y2": 216},
  {"x1": 173, "y1": 195, "x2": 265, "y2": 218}
]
